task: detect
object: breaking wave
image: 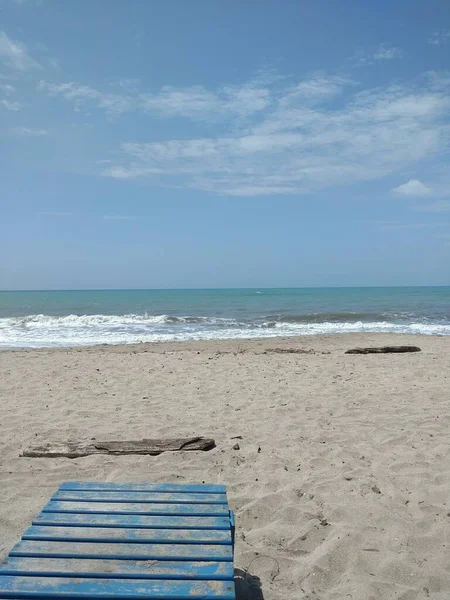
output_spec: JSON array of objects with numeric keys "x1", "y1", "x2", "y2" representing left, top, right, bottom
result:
[{"x1": 1, "y1": 312, "x2": 449, "y2": 348}]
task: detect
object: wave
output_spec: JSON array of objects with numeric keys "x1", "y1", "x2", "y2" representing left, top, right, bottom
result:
[
  {"x1": 0, "y1": 313, "x2": 238, "y2": 327},
  {"x1": 263, "y1": 311, "x2": 449, "y2": 324},
  {"x1": 1, "y1": 312, "x2": 449, "y2": 348}
]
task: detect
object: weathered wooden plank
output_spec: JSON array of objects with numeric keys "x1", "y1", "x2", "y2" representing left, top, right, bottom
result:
[
  {"x1": 345, "y1": 346, "x2": 421, "y2": 354},
  {"x1": 60, "y1": 481, "x2": 226, "y2": 494},
  {"x1": 43, "y1": 501, "x2": 228, "y2": 516},
  {"x1": 23, "y1": 526, "x2": 231, "y2": 545},
  {"x1": 33, "y1": 512, "x2": 231, "y2": 530},
  {"x1": 97, "y1": 439, "x2": 216, "y2": 454},
  {"x1": 0, "y1": 576, "x2": 235, "y2": 598},
  {"x1": 21, "y1": 438, "x2": 215, "y2": 458},
  {"x1": 53, "y1": 491, "x2": 227, "y2": 504},
  {"x1": 10, "y1": 540, "x2": 233, "y2": 561},
  {"x1": 0, "y1": 557, "x2": 234, "y2": 581}
]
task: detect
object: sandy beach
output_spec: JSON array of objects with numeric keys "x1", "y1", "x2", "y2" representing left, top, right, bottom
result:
[{"x1": 1, "y1": 333, "x2": 450, "y2": 599}]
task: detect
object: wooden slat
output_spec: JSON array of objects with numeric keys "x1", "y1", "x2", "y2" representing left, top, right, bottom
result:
[
  {"x1": 0, "y1": 481, "x2": 234, "y2": 599},
  {"x1": 23, "y1": 526, "x2": 231, "y2": 545},
  {"x1": 10, "y1": 541, "x2": 233, "y2": 561},
  {"x1": 33, "y1": 512, "x2": 230, "y2": 530},
  {"x1": 0, "y1": 575, "x2": 235, "y2": 598},
  {"x1": 43, "y1": 501, "x2": 228, "y2": 516},
  {"x1": 53, "y1": 491, "x2": 227, "y2": 504},
  {"x1": 0, "y1": 557, "x2": 234, "y2": 581},
  {"x1": 60, "y1": 482, "x2": 226, "y2": 494}
]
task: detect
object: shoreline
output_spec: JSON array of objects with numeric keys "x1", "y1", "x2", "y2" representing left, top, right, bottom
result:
[{"x1": 1, "y1": 330, "x2": 448, "y2": 354}]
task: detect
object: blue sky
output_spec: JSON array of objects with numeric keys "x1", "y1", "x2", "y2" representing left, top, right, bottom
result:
[{"x1": 1, "y1": 0, "x2": 450, "y2": 290}]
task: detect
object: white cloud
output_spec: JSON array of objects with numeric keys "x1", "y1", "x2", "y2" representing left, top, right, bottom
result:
[
  {"x1": 278, "y1": 74, "x2": 351, "y2": 107},
  {"x1": 103, "y1": 166, "x2": 138, "y2": 179},
  {"x1": 429, "y1": 30, "x2": 450, "y2": 46},
  {"x1": 39, "y1": 76, "x2": 273, "y2": 120},
  {"x1": 101, "y1": 72, "x2": 450, "y2": 196},
  {"x1": 158, "y1": 82, "x2": 265, "y2": 118},
  {"x1": 114, "y1": 78, "x2": 140, "y2": 93},
  {"x1": 37, "y1": 67, "x2": 450, "y2": 197},
  {"x1": 390, "y1": 179, "x2": 432, "y2": 197},
  {"x1": 0, "y1": 31, "x2": 41, "y2": 70},
  {"x1": 38, "y1": 81, "x2": 99, "y2": 102},
  {"x1": 39, "y1": 81, "x2": 97, "y2": 100},
  {"x1": 12, "y1": 127, "x2": 47, "y2": 136},
  {"x1": 1, "y1": 98, "x2": 22, "y2": 110},
  {"x1": 0, "y1": 83, "x2": 15, "y2": 94},
  {"x1": 352, "y1": 44, "x2": 402, "y2": 66},
  {"x1": 38, "y1": 81, "x2": 135, "y2": 116},
  {"x1": 373, "y1": 43, "x2": 403, "y2": 61}
]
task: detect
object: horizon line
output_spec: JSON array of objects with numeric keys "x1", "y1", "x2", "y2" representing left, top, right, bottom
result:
[{"x1": 1, "y1": 285, "x2": 449, "y2": 293}]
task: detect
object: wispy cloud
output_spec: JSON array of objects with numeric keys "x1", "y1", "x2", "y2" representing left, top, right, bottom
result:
[
  {"x1": 38, "y1": 76, "x2": 273, "y2": 120},
  {"x1": 141, "y1": 81, "x2": 272, "y2": 120},
  {"x1": 0, "y1": 83, "x2": 15, "y2": 95},
  {"x1": 390, "y1": 179, "x2": 432, "y2": 197},
  {"x1": 352, "y1": 43, "x2": 402, "y2": 66},
  {"x1": 37, "y1": 67, "x2": 450, "y2": 197},
  {"x1": 0, "y1": 78, "x2": 22, "y2": 111},
  {"x1": 428, "y1": 30, "x2": 450, "y2": 46},
  {"x1": 98, "y1": 71, "x2": 450, "y2": 196},
  {"x1": 0, "y1": 31, "x2": 41, "y2": 70},
  {"x1": 277, "y1": 74, "x2": 351, "y2": 106},
  {"x1": 373, "y1": 43, "x2": 403, "y2": 61},
  {"x1": 103, "y1": 215, "x2": 136, "y2": 220},
  {"x1": 113, "y1": 78, "x2": 140, "y2": 93},
  {"x1": 12, "y1": 127, "x2": 47, "y2": 136},
  {"x1": 1, "y1": 98, "x2": 22, "y2": 110},
  {"x1": 38, "y1": 81, "x2": 135, "y2": 116}
]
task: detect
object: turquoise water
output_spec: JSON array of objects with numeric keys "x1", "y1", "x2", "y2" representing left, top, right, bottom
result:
[{"x1": 0, "y1": 287, "x2": 449, "y2": 348}]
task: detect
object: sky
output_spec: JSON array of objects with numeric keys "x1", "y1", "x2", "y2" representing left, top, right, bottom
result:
[{"x1": 1, "y1": 0, "x2": 450, "y2": 290}]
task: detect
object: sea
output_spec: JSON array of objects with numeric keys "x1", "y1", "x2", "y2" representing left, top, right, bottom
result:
[{"x1": 0, "y1": 287, "x2": 449, "y2": 349}]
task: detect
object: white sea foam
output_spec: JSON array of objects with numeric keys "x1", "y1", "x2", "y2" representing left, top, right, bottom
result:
[{"x1": 0, "y1": 313, "x2": 449, "y2": 348}]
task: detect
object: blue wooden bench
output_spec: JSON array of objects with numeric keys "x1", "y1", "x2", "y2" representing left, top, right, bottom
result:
[{"x1": 0, "y1": 481, "x2": 236, "y2": 599}]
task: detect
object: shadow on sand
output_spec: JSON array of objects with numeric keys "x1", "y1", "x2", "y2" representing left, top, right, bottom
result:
[{"x1": 234, "y1": 568, "x2": 264, "y2": 600}]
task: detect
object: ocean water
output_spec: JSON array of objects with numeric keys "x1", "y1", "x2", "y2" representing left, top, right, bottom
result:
[{"x1": 0, "y1": 287, "x2": 449, "y2": 348}]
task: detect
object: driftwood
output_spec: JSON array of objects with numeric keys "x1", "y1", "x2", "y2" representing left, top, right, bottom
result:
[
  {"x1": 266, "y1": 348, "x2": 315, "y2": 354},
  {"x1": 21, "y1": 437, "x2": 216, "y2": 459},
  {"x1": 345, "y1": 346, "x2": 421, "y2": 355}
]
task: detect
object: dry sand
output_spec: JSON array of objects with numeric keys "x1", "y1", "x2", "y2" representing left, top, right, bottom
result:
[{"x1": 1, "y1": 333, "x2": 450, "y2": 599}]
